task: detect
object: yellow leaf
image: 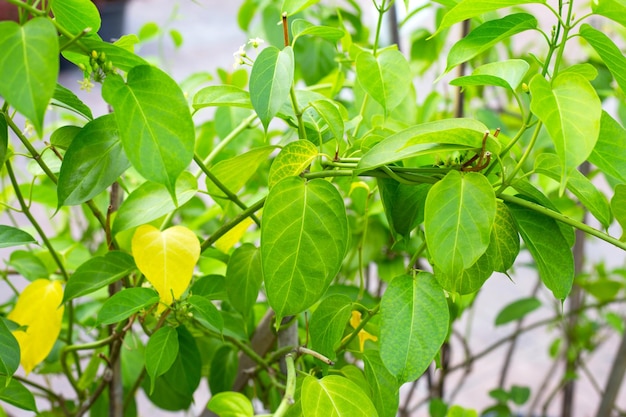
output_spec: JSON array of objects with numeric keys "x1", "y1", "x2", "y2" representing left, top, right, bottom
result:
[
  {"x1": 214, "y1": 217, "x2": 254, "y2": 253},
  {"x1": 350, "y1": 310, "x2": 378, "y2": 352},
  {"x1": 8, "y1": 279, "x2": 64, "y2": 374},
  {"x1": 132, "y1": 225, "x2": 200, "y2": 311}
]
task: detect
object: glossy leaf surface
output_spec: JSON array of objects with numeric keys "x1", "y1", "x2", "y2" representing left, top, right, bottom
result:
[
  {"x1": 207, "y1": 391, "x2": 254, "y2": 417},
  {"x1": 0, "y1": 319, "x2": 20, "y2": 378},
  {"x1": 225, "y1": 244, "x2": 262, "y2": 320},
  {"x1": 363, "y1": 350, "x2": 400, "y2": 417},
  {"x1": 309, "y1": 294, "x2": 352, "y2": 362},
  {"x1": 50, "y1": 0, "x2": 101, "y2": 35},
  {"x1": 380, "y1": 273, "x2": 448, "y2": 382},
  {"x1": 301, "y1": 375, "x2": 379, "y2": 417},
  {"x1": 268, "y1": 140, "x2": 319, "y2": 188},
  {"x1": 450, "y1": 59, "x2": 529, "y2": 91},
  {"x1": 261, "y1": 178, "x2": 348, "y2": 322},
  {"x1": 589, "y1": 111, "x2": 626, "y2": 183},
  {"x1": 356, "y1": 49, "x2": 411, "y2": 113},
  {"x1": 0, "y1": 226, "x2": 36, "y2": 249},
  {"x1": 145, "y1": 326, "x2": 179, "y2": 394},
  {"x1": 97, "y1": 288, "x2": 159, "y2": 325}
]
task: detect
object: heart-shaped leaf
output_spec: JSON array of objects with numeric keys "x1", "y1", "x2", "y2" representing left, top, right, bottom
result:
[
  {"x1": 132, "y1": 225, "x2": 201, "y2": 310},
  {"x1": 50, "y1": 0, "x2": 101, "y2": 36},
  {"x1": 356, "y1": 48, "x2": 411, "y2": 113}
]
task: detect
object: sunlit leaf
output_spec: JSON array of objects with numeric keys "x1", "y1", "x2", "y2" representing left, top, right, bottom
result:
[
  {"x1": 356, "y1": 48, "x2": 411, "y2": 113},
  {"x1": 145, "y1": 326, "x2": 179, "y2": 394},
  {"x1": 225, "y1": 244, "x2": 262, "y2": 320},
  {"x1": 207, "y1": 391, "x2": 254, "y2": 417},
  {"x1": 268, "y1": 140, "x2": 319, "y2": 188},
  {"x1": 0, "y1": 226, "x2": 36, "y2": 249},
  {"x1": 580, "y1": 24, "x2": 626, "y2": 93},
  {"x1": 132, "y1": 225, "x2": 201, "y2": 311},
  {"x1": 214, "y1": 217, "x2": 254, "y2": 253},
  {"x1": 193, "y1": 85, "x2": 253, "y2": 110},
  {"x1": 363, "y1": 350, "x2": 400, "y2": 417},
  {"x1": 591, "y1": 0, "x2": 626, "y2": 28},
  {"x1": 7, "y1": 279, "x2": 64, "y2": 374},
  {"x1": 96, "y1": 287, "x2": 159, "y2": 325},
  {"x1": 589, "y1": 111, "x2": 626, "y2": 183},
  {"x1": 310, "y1": 294, "x2": 352, "y2": 363},
  {"x1": 292, "y1": 19, "x2": 345, "y2": 43},
  {"x1": 282, "y1": 0, "x2": 321, "y2": 15},
  {"x1": 301, "y1": 375, "x2": 379, "y2": 416},
  {"x1": 611, "y1": 184, "x2": 626, "y2": 240},
  {"x1": 50, "y1": 0, "x2": 101, "y2": 35},
  {"x1": 310, "y1": 99, "x2": 344, "y2": 143},
  {"x1": 52, "y1": 84, "x2": 93, "y2": 120},
  {"x1": 450, "y1": 59, "x2": 529, "y2": 91},
  {"x1": 0, "y1": 377, "x2": 37, "y2": 411}
]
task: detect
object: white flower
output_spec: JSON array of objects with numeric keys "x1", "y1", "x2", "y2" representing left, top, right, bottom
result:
[
  {"x1": 233, "y1": 56, "x2": 245, "y2": 69},
  {"x1": 23, "y1": 120, "x2": 34, "y2": 138},
  {"x1": 248, "y1": 37, "x2": 264, "y2": 48},
  {"x1": 233, "y1": 44, "x2": 247, "y2": 58},
  {"x1": 78, "y1": 77, "x2": 95, "y2": 92}
]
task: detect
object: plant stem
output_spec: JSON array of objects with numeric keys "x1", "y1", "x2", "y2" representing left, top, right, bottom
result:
[
  {"x1": 197, "y1": 113, "x2": 257, "y2": 171},
  {"x1": 336, "y1": 303, "x2": 380, "y2": 353},
  {"x1": 499, "y1": 194, "x2": 626, "y2": 251},
  {"x1": 200, "y1": 197, "x2": 265, "y2": 251},
  {"x1": 273, "y1": 354, "x2": 297, "y2": 417},
  {"x1": 372, "y1": 0, "x2": 387, "y2": 56}
]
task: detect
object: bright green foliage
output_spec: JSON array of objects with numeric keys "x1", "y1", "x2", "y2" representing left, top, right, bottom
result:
[
  {"x1": 450, "y1": 59, "x2": 529, "y2": 91},
  {"x1": 188, "y1": 295, "x2": 223, "y2": 334},
  {"x1": 193, "y1": 85, "x2": 253, "y2": 110},
  {"x1": 0, "y1": 115, "x2": 6, "y2": 167},
  {"x1": 611, "y1": 185, "x2": 626, "y2": 240},
  {"x1": 145, "y1": 327, "x2": 179, "y2": 394},
  {"x1": 592, "y1": 0, "x2": 626, "y2": 27},
  {"x1": 380, "y1": 273, "x2": 449, "y2": 382},
  {"x1": 292, "y1": 19, "x2": 345, "y2": 43},
  {"x1": 207, "y1": 392, "x2": 254, "y2": 417},
  {"x1": 268, "y1": 140, "x2": 319, "y2": 188},
  {"x1": 0, "y1": 18, "x2": 58, "y2": 135},
  {"x1": 589, "y1": 112, "x2": 626, "y2": 183},
  {"x1": 495, "y1": 298, "x2": 542, "y2": 326},
  {"x1": 529, "y1": 73, "x2": 601, "y2": 192},
  {"x1": 102, "y1": 66, "x2": 195, "y2": 199},
  {"x1": 0, "y1": 226, "x2": 36, "y2": 249},
  {"x1": 249, "y1": 46, "x2": 294, "y2": 131},
  {"x1": 57, "y1": 114, "x2": 130, "y2": 206},
  {"x1": 580, "y1": 24, "x2": 626, "y2": 93},
  {"x1": 225, "y1": 244, "x2": 263, "y2": 320},
  {"x1": 261, "y1": 177, "x2": 348, "y2": 322},
  {"x1": 309, "y1": 294, "x2": 353, "y2": 362},
  {"x1": 301, "y1": 375, "x2": 378, "y2": 417},
  {"x1": 0, "y1": 377, "x2": 36, "y2": 412},
  {"x1": 96, "y1": 288, "x2": 159, "y2": 325},
  {"x1": 425, "y1": 171, "x2": 496, "y2": 281},
  {"x1": 50, "y1": 0, "x2": 101, "y2": 35},
  {"x1": 356, "y1": 48, "x2": 411, "y2": 113},
  {"x1": 489, "y1": 203, "x2": 520, "y2": 273},
  {"x1": 0, "y1": 319, "x2": 20, "y2": 378},
  {"x1": 363, "y1": 350, "x2": 400, "y2": 417}
]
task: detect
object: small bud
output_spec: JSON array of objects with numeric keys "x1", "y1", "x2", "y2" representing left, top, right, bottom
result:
[
  {"x1": 91, "y1": 50, "x2": 98, "y2": 59},
  {"x1": 78, "y1": 63, "x2": 87, "y2": 72},
  {"x1": 99, "y1": 52, "x2": 106, "y2": 61},
  {"x1": 106, "y1": 61, "x2": 113, "y2": 71},
  {"x1": 521, "y1": 82, "x2": 529, "y2": 93}
]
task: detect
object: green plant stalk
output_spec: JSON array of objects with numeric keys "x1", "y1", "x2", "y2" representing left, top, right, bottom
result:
[
  {"x1": 198, "y1": 113, "x2": 257, "y2": 171},
  {"x1": 272, "y1": 353, "x2": 297, "y2": 417},
  {"x1": 193, "y1": 154, "x2": 261, "y2": 225},
  {"x1": 290, "y1": 85, "x2": 307, "y2": 140},
  {"x1": 201, "y1": 196, "x2": 265, "y2": 251},
  {"x1": 498, "y1": 121, "x2": 542, "y2": 193},
  {"x1": 336, "y1": 303, "x2": 380, "y2": 353},
  {"x1": 372, "y1": 0, "x2": 387, "y2": 56},
  {"x1": 550, "y1": 0, "x2": 575, "y2": 77},
  {"x1": 499, "y1": 194, "x2": 626, "y2": 251}
]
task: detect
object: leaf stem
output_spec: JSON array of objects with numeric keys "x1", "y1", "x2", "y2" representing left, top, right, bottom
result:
[
  {"x1": 200, "y1": 197, "x2": 265, "y2": 251},
  {"x1": 273, "y1": 353, "x2": 297, "y2": 417},
  {"x1": 498, "y1": 121, "x2": 542, "y2": 193},
  {"x1": 336, "y1": 303, "x2": 380, "y2": 353},
  {"x1": 499, "y1": 194, "x2": 626, "y2": 251},
  {"x1": 197, "y1": 113, "x2": 257, "y2": 171}
]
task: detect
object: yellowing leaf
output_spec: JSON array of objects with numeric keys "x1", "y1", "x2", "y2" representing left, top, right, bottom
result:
[
  {"x1": 8, "y1": 279, "x2": 64, "y2": 374},
  {"x1": 132, "y1": 225, "x2": 201, "y2": 311},
  {"x1": 350, "y1": 310, "x2": 378, "y2": 352},
  {"x1": 214, "y1": 217, "x2": 254, "y2": 253}
]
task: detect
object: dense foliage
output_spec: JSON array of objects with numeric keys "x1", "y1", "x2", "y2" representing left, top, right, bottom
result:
[{"x1": 1, "y1": 0, "x2": 626, "y2": 416}]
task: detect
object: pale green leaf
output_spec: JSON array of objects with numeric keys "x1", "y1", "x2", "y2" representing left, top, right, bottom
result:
[
  {"x1": 225, "y1": 244, "x2": 263, "y2": 320},
  {"x1": 145, "y1": 327, "x2": 179, "y2": 394},
  {"x1": 450, "y1": 59, "x2": 529, "y2": 91},
  {"x1": 97, "y1": 288, "x2": 159, "y2": 325},
  {"x1": 534, "y1": 153, "x2": 612, "y2": 228},
  {"x1": 0, "y1": 226, "x2": 36, "y2": 249},
  {"x1": 611, "y1": 184, "x2": 626, "y2": 240},
  {"x1": 102, "y1": 66, "x2": 195, "y2": 198},
  {"x1": 356, "y1": 49, "x2": 411, "y2": 113},
  {"x1": 249, "y1": 46, "x2": 294, "y2": 131},
  {"x1": 113, "y1": 172, "x2": 198, "y2": 234},
  {"x1": 63, "y1": 252, "x2": 136, "y2": 303},
  {"x1": 268, "y1": 140, "x2": 319, "y2": 188},
  {"x1": 63, "y1": 37, "x2": 148, "y2": 72},
  {"x1": 193, "y1": 85, "x2": 253, "y2": 110},
  {"x1": 560, "y1": 63, "x2": 598, "y2": 81},
  {"x1": 357, "y1": 119, "x2": 499, "y2": 172},
  {"x1": 363, "y1": 350, "x2": 400, "y2": 417},
  {"x1": 495, "y1": 297, "x2": 541, "y2": 326},
  {"x1": 301, "y1": 375, "x2": 379, "y2": 417},
  {"x1": 579, "y1": 24, "x2": 626, "y2": 99},
  {"x1": 207, "y1": 392, "x2": 254, "y2": 417},
  {"x1": 592, "y1": 0, "x2": 626, "y2": 27},
  {"x1": 51, "y1": 0, "x2": 101, "y2": 35},
  {"x1": 310, "y1": 99, "x2": 344, "y2": 143},
  {"x1": 282, "y1": 0, "x2": 321, "y2": 14},
  {"x1": 57, "y1": 114, "x2": 130, "y2": 206},
  {"x1": 446, "y1": 13, "x2": 537, "y2": 72},
  {"x1": 424, "y1": 171, "x2": 497, "y2": 279},
  {"x1": 380, "y1": 273, "x2": 449, "y2": 382},
  {"x1": 292, "y1": 19, "x2": 345, "y2": 43},
  {"x1": 506, "y1": 199, "x2": 574, "y2": 299},
  {"x1": 261, "y1": 178, "x2": 349, "y2": 323},
  {"x1": 589, "y1": 111, "x2": 626, "y2": 183},
  {"x1": 529, "y1": 72, "x2": 601, "y2": 192},
  {"x1": 0, "y1": 18, "x2": 58, "y2": 135},
  {"x1": 309, "y1": 294, "x2": 353, "y2": 362}
]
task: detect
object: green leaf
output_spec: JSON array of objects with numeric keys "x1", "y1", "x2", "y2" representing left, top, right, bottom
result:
[
  {"x1": 424, "y1": 171, "x2": 497, "y2": 280},
  {"x1": 63, "y1": 252, "x2": 136, "y2": 303},
  {"x1": 97, "y1": 288, "x2": 159, "y2": 325},
  {"x1": 435, "y1": 0, "x2": 546, "y2": 36},
  {"x1": 261, "y1": 177, "x2": 349, "y2": 323},
  {"x1": 209, "y1": 345, "x2": 239, "y2": 394},
  {"x1": 145, "y1": 327, "x2": 179, "y2": 394},
  {"x1": 579, "y1": 24, "x2": 626, "y2": 100},
  {"x1": 310, "y1": 99, "x2": 344, "y2": 143},
  {"x1": 448, "y1": 405, "x2": 478, "y2": 417},
  {"x1": 0, "y1": 18, "x2": 59, "y2": 136},
  {"x1": 434, "y1": 248, "x2": 494, "y2": 295},
  {"x1": 249, "y1": 46, "x2": 294, "y2": 131},
  {"x1": 113, "y1": 172, "x2": 198, "y2": 234},
  {"x1": 495, "y1": 297, "x2": 541, "y2": 326},
  {"x1": 206, "y1": 146, "x2": 277, "y2": 200},
  {"x1": 363, "y1": 350, "x2": 400, "y2": 417},
  {"x1": 169, "y1": 29, "x2": 184, "y2": 48},
  {"x1": 534, "y1": 153, "x2": 612, "y2": 228},
  {"x1": 356, "y1": 49, "x2": 411, "y2": 113},
  {"x1": 529, "y1": 72, "x2": 601, "y2": 192},
  {"x1": 356, "y1": 119, "x2": 498, "y2": 172},
  {"x1": 190, "y1": 275, "x2": 227, "y2": 301},
  {"x1": 0, "y1": 377, "x2": 37, "y2": 412},
  {"x1": 561, "y1": 63, "x2": 599, "y2": 81},
  {"x1": 380, "y1": 273, "x2": 449, "y2": 383},
  {"x1": 292, "y1": 19, "x2": 345, "y2": 43},
  {"x1": 188, "y1": 295, "x2": 224, "y2": 334},
  {"x1": 0, "y1": 226, "x2": 36, "y2": 249},
  {"x1": 450, "y1": 59, "x2": 530, "y2": 91},
  {"x1": 378, "y1": 179, "x2": 430, "y2": 239},
  {"x1": 51, "y1": 0, "x2": 101, "y2": 35},
  {"x1": 506, "y1": 199, "x2": 574, "y2": 299},
  {"x1": 301, "y1": 375, "x2": 379, "y2": 417},
  {"x1": 282, "y1": 0, "x2": 321, "y2": 15},
  {"x1": 193, "y1": 85, "x2": 253, "y2": 110},
  {"x1": 8, "y1": 251, "x2": 49, "y2": 281},
  {"x1": 0, "y1": 319, "x2": 20, "y2": 377},
  {"x1": 50, "y1": 125, "x2": 81, "y2": 150},
  {"x1": 207, "y1": 392, "x2": 254, "y2": 417},
  {"x1": 510, "y1": 385, "x2": 531, "y2": 405},
  {"x1": 611, "y1": 184, "x2": 626, "y2": 240},
  {"x1": 63, "y1": 37, "x2": 148, "y2": 72},
  {"x1": 309, "y1": 294, "x2": 352, "y2": 362},
  {"x1": 489, "y1": 202, "x2": 520, "y2": 273},
  {"x1": 589, "y1": 111, "x2": 626, "y2": 183},
  {"x1": 52, "y1": 84, "x2": 93, "y2": 120},
  {"x1": 445, "y1": 13, "x2": 537, "y2": 73},
  {"x1": 268, "y1": 140, "x2": 319, "y2": 188},
  {"x1": 57, "y1": 114, "x2": 130, "y2": 206},
  {"x1": 102, "y1": 66, "x2": 195, "y2": 198},
  {"x1": 592, "y1": 0, "x2": 626, "y2": 27},
  {"x1": 225, "y1": 244, "x2": 262, "y2": 320}
]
